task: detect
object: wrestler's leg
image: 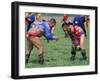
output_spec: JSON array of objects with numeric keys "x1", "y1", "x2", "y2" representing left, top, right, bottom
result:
[
  {"x1": 25, "y1": 39, "x2": 33, "y2": 63},
  {"x1": 80, "y1": 34, "x2": 87, "y2": 60},
  {"x1": 30, "y1": 36, "x2": 44, "y2": 64},
  {"x1": 70, "y1": 44, "x2": 76, "y2": 61}
]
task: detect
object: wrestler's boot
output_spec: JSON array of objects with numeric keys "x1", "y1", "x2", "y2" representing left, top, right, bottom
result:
[
  {"x1": 81, "y1": 49, "x2": 87, "y2": 60},
  {"x1": 70, "y1": 47, "x2": 76, "y2": 61},
  {"x1": 38, "y1": 54, "x2": 44, "y2": 64}
]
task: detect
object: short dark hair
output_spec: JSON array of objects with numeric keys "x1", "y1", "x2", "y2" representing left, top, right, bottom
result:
[
  {"x1": 62, "y1": 22, "x2": 72, "y2": 27},
  {"x1": 50, "y1": 18, "x2": 56, "y2": 24},
  {"x1": 28, "y1": 12, "x2": 32, "y2": 15}
]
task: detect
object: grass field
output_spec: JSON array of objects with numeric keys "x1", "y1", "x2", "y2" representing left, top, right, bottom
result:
[{"x1": 25, "y1": 14, "x2": 90, "y2": 68}]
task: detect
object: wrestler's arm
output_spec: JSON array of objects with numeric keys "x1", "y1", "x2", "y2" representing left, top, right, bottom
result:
[
  {"x1": 43, "y1": 22, "x2": 58, "y2": 40},
  {"x1": 78, "y1": 27, "x2": 85, "y2": 49}
]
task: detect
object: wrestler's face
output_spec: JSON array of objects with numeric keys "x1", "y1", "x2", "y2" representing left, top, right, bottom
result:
[
  {"x1": 36, "y1": 13, "x2": 42, "y2": 20},
  {"x1": 49, "y1": 21, "x2": 56, "y2": 28},
  {"x1": 66, "y1": 25, "x2": 71, "y2": 34},
  {"x1": 25, "y1": 12, "x2": 32, "y2": 17}
]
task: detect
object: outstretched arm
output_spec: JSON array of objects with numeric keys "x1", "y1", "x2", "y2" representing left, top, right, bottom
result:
[{"x1": 43, "y1": 22, "x2": 58, "y2": 40}]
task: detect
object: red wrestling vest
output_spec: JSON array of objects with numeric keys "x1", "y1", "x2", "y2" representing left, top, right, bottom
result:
[{"x1": 70, "y1": 26, "x2": 81, "y2": 41}]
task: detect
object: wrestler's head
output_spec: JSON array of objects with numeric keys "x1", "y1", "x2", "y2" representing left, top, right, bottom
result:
[
  {"x1": 35, "y1": 13, "x2": 42, "y2": 21},
  {"x1": 49, "y1": 18, "x2": 56, "y2": 28},
  {"x1": 62, "y1": 22, "x2": 72, "y2": 34}
]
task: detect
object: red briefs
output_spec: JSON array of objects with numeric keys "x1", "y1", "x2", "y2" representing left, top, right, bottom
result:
[{"x1": 27, "y1": 31, "x2": 41, "y2": 39}]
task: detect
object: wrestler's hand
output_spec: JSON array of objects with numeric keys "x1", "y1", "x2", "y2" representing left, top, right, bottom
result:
[
  {"x1": 47, "y1": 36, "x2": 59, "y2": 43},
  {"x1": 26, "y1": 33, "x2": 29, "y2": 38},
  {"x1": 53, "y1": 36, "x2": 59, "y2": 41}
]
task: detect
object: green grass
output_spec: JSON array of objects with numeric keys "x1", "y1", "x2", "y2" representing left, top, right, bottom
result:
[{"x1": 25, "y1": 15, "x2": 90, "y2": 68}]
